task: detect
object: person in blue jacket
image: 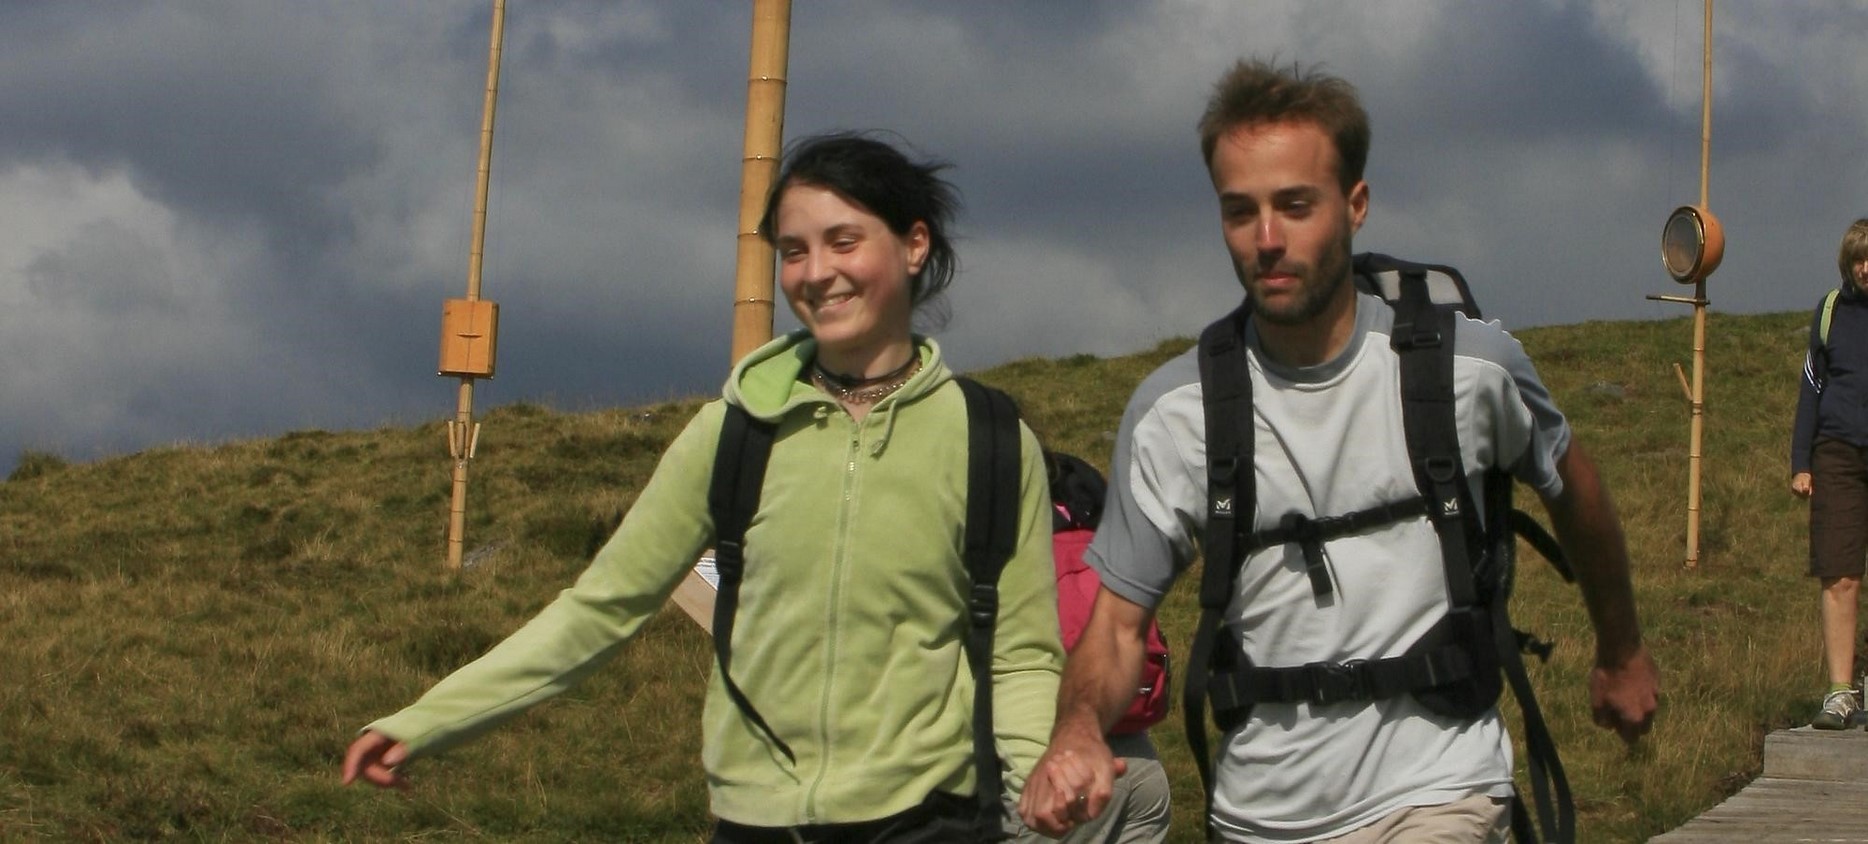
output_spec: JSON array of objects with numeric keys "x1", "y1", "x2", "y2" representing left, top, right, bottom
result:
[{"x1": 1791, "y1": 217, "x2": 1868, "y2": 729}]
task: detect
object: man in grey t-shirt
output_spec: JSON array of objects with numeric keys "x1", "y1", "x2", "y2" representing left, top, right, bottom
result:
[{"x1": 1019, "y1": 59, "x2": 1659, "y2": 842}]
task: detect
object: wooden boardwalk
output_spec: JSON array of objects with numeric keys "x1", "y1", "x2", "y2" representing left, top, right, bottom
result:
[{"x1": 1651, "y1": 727, "x2": 1868, "y2": 842}]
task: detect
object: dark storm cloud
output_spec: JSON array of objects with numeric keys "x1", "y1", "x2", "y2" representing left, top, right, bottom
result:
[
  {"x1": 2, "y1": 1, "x2": 1866, "y2": 478},
  {"x1": 0, "y1": 5, "x2": 380, "y2": 267}
]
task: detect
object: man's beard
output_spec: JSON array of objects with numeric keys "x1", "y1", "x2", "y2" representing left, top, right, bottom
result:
[{"x1": 1238, "y1": 227, "x2": 1355, "y2": 326}]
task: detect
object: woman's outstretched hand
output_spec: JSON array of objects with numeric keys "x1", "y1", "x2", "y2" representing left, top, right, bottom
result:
[{"x1": 342, "y1": 730, "x2": 411, "y2": 791}]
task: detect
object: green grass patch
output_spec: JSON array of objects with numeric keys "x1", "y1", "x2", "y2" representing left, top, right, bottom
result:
[{"x1": 0, "y1": 312, "x2": 1822, "y2": 841}]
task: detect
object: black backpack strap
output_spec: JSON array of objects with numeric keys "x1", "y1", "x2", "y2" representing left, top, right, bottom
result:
[
  {"x1": 1486, "y1": 473, "x2": 1576, "y2": 844},
  {"x1": 1508, "y1": 509, "x2": 1573, "y2": 583},
  {"x1": 956, "y1": 377, "x2": 1022, "y2": 840},
  {"x1": 1240, "y1": 498, "x2": 1429, "y2": 598},
  {"x1": 1207, "y1": 640, "x2": 1478, "y2": 711},
  {"x1": 1187, "y1": 303, "x2": 1254, "y2": 839},
  {"x1": 706, "y1": 404, "x2": 794, "y2": 763},
  {"x1": 1392, "y1": 272, "x2": 1483, "y2": 612},
  {"x1": 1393, "y1": 281, "x2": 1574, "y2": 843},
  {"x1": 1497, "y1": 599, "x2": 1576, "y2": 843}
]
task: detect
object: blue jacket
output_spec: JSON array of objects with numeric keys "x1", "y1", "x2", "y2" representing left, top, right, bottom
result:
[{"x1": 1792, "y1": 282, "x2": 1868, "y2": 472}]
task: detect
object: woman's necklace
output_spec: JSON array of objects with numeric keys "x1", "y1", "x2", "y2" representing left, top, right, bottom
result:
[{"x1": 812, "y1": 354, "x2": 922, "y2": 405}]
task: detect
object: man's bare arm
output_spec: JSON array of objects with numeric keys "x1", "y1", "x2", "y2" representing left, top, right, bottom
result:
[
  {"x1": 1019, "y1": 586, "x2": 1153, "y2": 836},
  {"x1": 1543, "y1": 440, "x2": 1659, "y2": 743}
]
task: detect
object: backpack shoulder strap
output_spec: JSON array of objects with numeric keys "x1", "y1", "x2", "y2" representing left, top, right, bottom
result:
[
  {"x1": 1186, "y1": 302, "x2": 1254, "y2": 837},
  {"x1": 706, "y1": 404, "x2": 793, "y2": 763},
  {"x1": 1390, "y1": 273, "x2": 1482, "y2": 611},
  {"x1": 1822, "y1": 288, "x2": 1842, "y2": 348},
  {"x1": 957, "y1": 377, "x2": 1022, "y2": 607},
  {"x1": 1392, "y1": 280, "x2": 1575, "y2": 843},
  {"x1": 955, "y1": 376, "x2": 1022, "y2": 839}
]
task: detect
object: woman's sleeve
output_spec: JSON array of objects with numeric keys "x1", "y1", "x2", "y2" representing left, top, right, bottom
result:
[
  {"x1": 990, "y1": 422, "x2": 1066, "y2": 797},
  {"x1": 364, "y1": 402, "x2": 727, "y2": 758},
  {"x1": 1792, "y1": 300, "x2": 1827, "y2": 474}
]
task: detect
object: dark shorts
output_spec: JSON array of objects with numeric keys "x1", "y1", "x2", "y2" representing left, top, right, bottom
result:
[
  {"x1": 1811, "y1": 437, "x2": 1868, "y2": 579},
  {"x1": 711, "y1": 791, "x2": 988, "y2": 844}
]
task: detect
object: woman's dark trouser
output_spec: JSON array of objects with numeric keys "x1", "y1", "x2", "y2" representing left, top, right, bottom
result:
[{"x1": 712, "y1": 791, "x2": 986, "y2": 843}]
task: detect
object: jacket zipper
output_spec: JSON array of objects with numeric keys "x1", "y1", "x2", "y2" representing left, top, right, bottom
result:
[{"x1": 803, "y1": 413, "x2": 863, "y2": 822}]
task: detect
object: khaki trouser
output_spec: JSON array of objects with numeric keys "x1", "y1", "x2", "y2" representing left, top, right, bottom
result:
[{"x1": 1320, "y1": 793, "x2": 1511, "y2": 844}]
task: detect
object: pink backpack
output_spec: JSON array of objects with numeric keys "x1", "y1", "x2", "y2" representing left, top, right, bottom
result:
[{"x1": 1048, "y1": 453, "x2": 1170, "y2": 735}]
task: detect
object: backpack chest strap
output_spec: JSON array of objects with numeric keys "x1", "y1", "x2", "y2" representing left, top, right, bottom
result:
[{"x1": 1241, "y1": 497, "x2": 1429, "y2": 597}]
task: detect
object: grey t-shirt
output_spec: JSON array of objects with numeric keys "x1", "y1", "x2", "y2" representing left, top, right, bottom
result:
[{"x1": 1089, "y1": 293, "x2": 1569, "y2": 842}]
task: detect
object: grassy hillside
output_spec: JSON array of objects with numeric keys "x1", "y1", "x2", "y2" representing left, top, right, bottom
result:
[{"x1": 0, "y1": 310, "x2": 1822, "y2": 842}]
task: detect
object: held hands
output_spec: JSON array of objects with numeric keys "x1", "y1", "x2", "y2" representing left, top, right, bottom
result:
[
  {"x1": 1018, "y1": 726, "x2": 1127, "y2": 838},
  {"x1": 1589, "y1": 645, "x2": 1659, "y2": 745},
  {"x1": 341, "y1": 730, "x2": 412, "y2": 791},
  {"x1": 1791, "y1": 472, "x2": 1813, "y2": 499}
]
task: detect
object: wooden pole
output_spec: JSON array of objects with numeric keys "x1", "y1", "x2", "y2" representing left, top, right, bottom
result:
[
  {"x1": 670, "y1": 0, "x2": 794, "y2": 626},
  {"x1": 729, "y1": 0, "x2": 791, "y2": 362},
  {"x1": 1683, "y1": 0, "x2": 1712, "y2": 569},
  {"x1": 446, "y1": 0, "x2": 506, "y2": 570}
]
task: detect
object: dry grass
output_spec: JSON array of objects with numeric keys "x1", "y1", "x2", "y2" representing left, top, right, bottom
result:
[{"x1": 0, "y1": 310, "x2": 1825, "y2": 841}]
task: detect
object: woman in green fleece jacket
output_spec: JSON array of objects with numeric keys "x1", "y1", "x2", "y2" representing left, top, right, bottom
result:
[{"x1": 343, "y1": 133, "x2": 1064, "y2": 841}]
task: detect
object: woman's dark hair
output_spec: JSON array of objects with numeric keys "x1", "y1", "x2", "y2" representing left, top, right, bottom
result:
[{"x1": 758, "y1": 132, "x2": 961, "y2": 316}]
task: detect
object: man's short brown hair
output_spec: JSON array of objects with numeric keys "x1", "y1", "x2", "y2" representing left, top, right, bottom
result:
[{"x1": 1198, "y1": 59, "x2": 1370, "y2": 193}]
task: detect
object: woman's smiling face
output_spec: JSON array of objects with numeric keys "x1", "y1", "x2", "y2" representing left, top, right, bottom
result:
[{"x1": 773, "y1": 183, "x2": 927, "y2": 372}]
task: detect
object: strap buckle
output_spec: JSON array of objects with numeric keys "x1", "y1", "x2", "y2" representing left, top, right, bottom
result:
[
  {"x1": 1280, "y1": 513, "x2": 1337, "y2": 598},
  {"x1": 1517, "y1": 629, "x2": 1557, "y2": 663},
  {"x1": 1306, "y1": 659, "x2": 1369, "y2": 706},
  {"x1": 1424, "y1": 456, "x2": 1459, "y2": 484},
  {"x1": 1208, "y1": 455, "x2": 1241, "y2": 486},
  {"x1": 1394, "y1": 314, "x2": 1443, "y2": 349},
  {"x1": 1282, "y1": 511, "x2": 1350, "y2": 540},
  {"x1": 968, "y1": 582, "x2": 999, "y2": 628},
  {"x1": 714, "y1": 540, "x2": 745, "y2": 576}
]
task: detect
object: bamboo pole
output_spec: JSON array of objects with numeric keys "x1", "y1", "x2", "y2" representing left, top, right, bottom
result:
[
  {"x1": 728, "y1": 0, "x2": 791, "y2": 362},
  {"x1": 1683, "y1": 0, "x2": 1712, "y2": 569},
  {"x1": 670, "y1": 0, "x2": 794, "y2": 626},
  {"x1": 446, "y1": 0, "x2": 507, "y2": 570},
  {"x1": 1684, "y1": 278, "x2": 1707, "y2": 568}
]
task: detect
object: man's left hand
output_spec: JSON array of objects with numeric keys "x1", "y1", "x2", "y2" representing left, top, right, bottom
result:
[{"x1": 1589, "y1": 645, "x2": 1659, "y2": 744}]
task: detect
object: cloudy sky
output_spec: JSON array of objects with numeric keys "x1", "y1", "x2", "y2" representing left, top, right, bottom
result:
[{"x1": 3, "y1": 1, "x2": 1865, "y2": 475}]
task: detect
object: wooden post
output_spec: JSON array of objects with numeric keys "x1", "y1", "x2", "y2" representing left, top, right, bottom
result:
[
  {"x1": 1683, "y1": 0, "x2": 1712, "y2": 569},
  {"x1": 445, "y1": 0, "x2": 507, "y2": 570},
  {"x1": 729, "y1": 0, "x2": 791, "y2": 362},
  {"x1": 1684, "y1": 278, "x2": 1707, "y2": 568},
  {"x1": 669, "y1": 0, "x2": 794, "y2": 626}
]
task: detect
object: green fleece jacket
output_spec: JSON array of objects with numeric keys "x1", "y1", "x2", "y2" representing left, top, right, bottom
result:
[{"x1": 367, "y1": 333, "x2": 1063, "y2": 826}]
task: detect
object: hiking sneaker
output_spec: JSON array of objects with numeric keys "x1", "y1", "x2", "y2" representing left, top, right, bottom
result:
[{"x1": 1811, "y1": 688, "x2": 1866, "y2": 730}]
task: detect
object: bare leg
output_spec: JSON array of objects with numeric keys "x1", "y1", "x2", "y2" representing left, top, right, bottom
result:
[{"x1": 1821, "y1": 575, "x2": 1861, "y2": 687}]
